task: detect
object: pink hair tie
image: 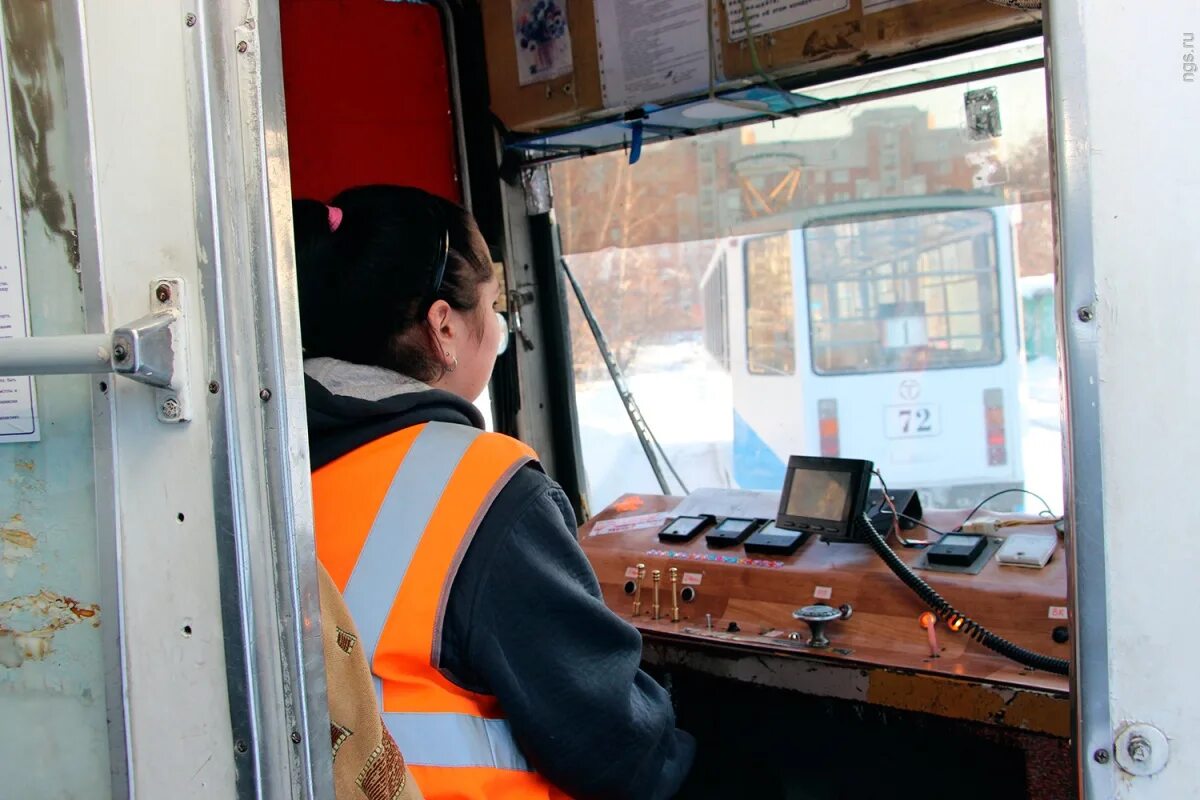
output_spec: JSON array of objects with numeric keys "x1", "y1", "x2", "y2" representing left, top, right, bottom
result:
[{"x1": 326, "y1": 205, "x2": 343, "y2": 232}]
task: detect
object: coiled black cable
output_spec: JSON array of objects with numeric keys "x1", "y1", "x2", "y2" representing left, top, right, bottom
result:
[{"x1": 858, "y1": 512, "x2": 1070, "y2": 676}]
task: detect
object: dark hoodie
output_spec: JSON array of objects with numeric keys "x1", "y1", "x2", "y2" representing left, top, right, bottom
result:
[{"x1": 305, "y1": 365, "x2": 696, "y2": 800}]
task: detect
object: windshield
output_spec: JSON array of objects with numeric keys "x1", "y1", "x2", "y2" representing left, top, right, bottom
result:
[{"x1": 552, "y1": 44, "x2": 1061, "y2": 518}]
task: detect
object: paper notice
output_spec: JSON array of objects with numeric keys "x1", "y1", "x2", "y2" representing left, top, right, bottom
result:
[
  {"x1": 589, "y1": 512, "x2": 671, "y2": 536},
  {"x1": 723, "y1": 0, "x2": 850, "y2": 41},
  {"x1": 671, "y1": 487, "x2": 781, "y2": 521},
  {"x1": 513, "y1": 0, "x2": 574, "y2": 86},
  {"x1": 0, "y1": 30, "x2": 37, "y2": 444},
  {"x1": 594, "y1": 0, "x2": 711, "y2": 108}
]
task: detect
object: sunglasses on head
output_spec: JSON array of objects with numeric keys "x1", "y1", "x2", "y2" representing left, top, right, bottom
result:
[{"x1": 424, "y1": 223, "x2": 450, "y2": 307}]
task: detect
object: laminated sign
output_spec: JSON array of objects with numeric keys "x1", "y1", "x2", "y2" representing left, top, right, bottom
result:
[{"x1": 0, "y1": 28, "x2": 37, "y2": 444}]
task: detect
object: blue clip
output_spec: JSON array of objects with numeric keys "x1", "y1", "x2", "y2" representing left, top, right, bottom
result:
[{"x1": 628, "y1": 120, "x2": 643, "y2": 165}]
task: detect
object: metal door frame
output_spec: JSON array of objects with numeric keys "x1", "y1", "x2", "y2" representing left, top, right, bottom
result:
[{"x1": 49, "y1": 1, "x2": 331, "y2": 795}]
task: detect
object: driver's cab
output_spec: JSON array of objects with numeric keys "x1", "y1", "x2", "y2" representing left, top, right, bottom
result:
[{"x1": 0, "y1": 2, "x2": 1194, "y2": 798}]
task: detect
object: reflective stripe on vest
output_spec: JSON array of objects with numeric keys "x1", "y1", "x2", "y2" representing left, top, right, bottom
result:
[
  {"x1": 324, "y1": 422, "x2": 537, "y2": 775},
  {"x1": 384, "y1": 712, "x2": 530, "y2": 771},
  {"x1": 342, "y1": 423, "x2": 478, "y2": 690}
]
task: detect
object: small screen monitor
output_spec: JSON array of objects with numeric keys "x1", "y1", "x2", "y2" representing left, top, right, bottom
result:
[
  {"x1": 776, "y1": 456, "x2": 874, "y2": 542},
  {"x1": 716, "y1": 518, "x2": 758, "y2": 534},
  {"x1": 657, "y1": 515, "x2": 713, "y2": 543},
  {"x1": 784, "y1": 470, "x2": 852, "y2": 521}
]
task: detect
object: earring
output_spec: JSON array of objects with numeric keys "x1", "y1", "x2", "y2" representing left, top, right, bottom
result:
[{"x1": 446, "y1": 356, "x2": 458, "y2": 373}]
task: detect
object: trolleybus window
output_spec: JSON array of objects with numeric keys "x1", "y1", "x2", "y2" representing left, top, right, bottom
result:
[
  {"x1": 803, "y1": 209, "x2": 1003, "y2": 375},
  {"x1": 745, "y1": 234, "x2": 796, "y2": 375}
]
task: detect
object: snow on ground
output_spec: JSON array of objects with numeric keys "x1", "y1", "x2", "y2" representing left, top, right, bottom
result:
[
  {"x1": 574, "y1": 342, "x2": 1066, "y2": 515},
  {"x1": 574, "y1": 341, "x2": 733, "y2": 510},
  {"x1": 1019, "y1": 356, "x2": 1064, "y2": 514}
]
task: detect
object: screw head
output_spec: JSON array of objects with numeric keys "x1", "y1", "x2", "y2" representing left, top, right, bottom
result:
[
  {"x1": 185, "y1": 13, "x2": 197, "y2": 27},
  {"x1": 112, "y1": 343, "x2": 129, "y2": 363},
  {"x1": 155, "y1": 283, "x2": 173, "y2": 303},
  {"x1": 235, "y1": 739, "x2": 248, "y2": 754},
  {"x1": 237, "y1": 40, "x2": 249, "y2": 53},
  {"x1": 290, "y1": 731, "x2": 302, "y2": 744},
  {"x1": 1128, "y1": 736, "x2": 1151, "y2": 763},
  {"x1": 208, "y1": 381, "x2": 220, "y2": 394},
  {"x1": 1077, "y1": 306, "x2": 1095, "y2": 322},
  {"x1": 259, "y1": 388, "x2": 272, "y2": 402},
  {"x1": 1093, "y1": 748, "x2": 1110, "y2": 764},
  {"x1": 161, "y1": 398, "x2": 181, "y2": 419}
]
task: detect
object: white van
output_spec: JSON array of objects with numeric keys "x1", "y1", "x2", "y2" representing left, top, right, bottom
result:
[{"x1": 702, "y1": 194, "x2": 1026, "y2": 508}]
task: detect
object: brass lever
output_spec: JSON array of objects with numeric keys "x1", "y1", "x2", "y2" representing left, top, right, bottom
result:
[
  {"x1": 669, "y1": 567, "x2": 680, "y2": 623},
  {"x1": 652, "y1": 569, "x2": 662, "y2": 620},
  {"x1": 632, "y1": 563, "x2": 645, "y2": 616}
]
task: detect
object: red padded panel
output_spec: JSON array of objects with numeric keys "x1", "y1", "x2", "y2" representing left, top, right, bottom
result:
[{"x1": 280, "y1": 0, "x2": 461, "y2": 204}]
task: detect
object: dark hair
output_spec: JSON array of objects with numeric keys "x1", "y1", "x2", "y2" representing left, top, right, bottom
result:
[{"x1": 293, "y1": 185, "x2": 492, "y2": 381}]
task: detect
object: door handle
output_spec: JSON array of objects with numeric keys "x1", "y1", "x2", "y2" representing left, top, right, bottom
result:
[{"x1": 0, "y1": 277, "x2": 192, "y2": 422}]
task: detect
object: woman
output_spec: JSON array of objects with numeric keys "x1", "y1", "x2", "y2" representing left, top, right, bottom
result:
[{"x1": 295, "y1": 185, "x2": 695, "y2": 800}]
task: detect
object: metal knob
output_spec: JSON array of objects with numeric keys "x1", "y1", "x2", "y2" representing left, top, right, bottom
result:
[{"x1": 792, "y1": 603, "x2": 853, "y2": 648}]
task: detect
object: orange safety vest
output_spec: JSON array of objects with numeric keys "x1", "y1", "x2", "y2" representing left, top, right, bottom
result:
[{"x1": 314, "y1": 422, "x2": 570, "y2": 800}]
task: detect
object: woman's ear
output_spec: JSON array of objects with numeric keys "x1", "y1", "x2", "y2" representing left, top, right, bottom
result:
[
  {"x1": 425, "y1": 299, "x2": 458, "y2": 369},
  {"x1": 426, "y1": 299, "x2": 453, "y2": 340}
]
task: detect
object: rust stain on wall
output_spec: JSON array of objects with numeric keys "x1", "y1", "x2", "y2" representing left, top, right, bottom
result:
[
  {"x1": 1, "y1": 526, "x2": 35, "y2": 549},
  {"x1": 1, "y1": 514, "x2": 36, "y2": 577},
  {"x1": 1, "y1": 2, "x2": 80, "y2": 274},
  {"x1": 10, "y1": 458, "x2": 44, "y2": 497},
  {"x1": 0, "y1": 589, "x2": 100, "y2": 668}
]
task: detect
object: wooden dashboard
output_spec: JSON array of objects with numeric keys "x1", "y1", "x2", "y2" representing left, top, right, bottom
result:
[{"x1": 579, "y1": 494, "x2": 1072, "y2": 738}]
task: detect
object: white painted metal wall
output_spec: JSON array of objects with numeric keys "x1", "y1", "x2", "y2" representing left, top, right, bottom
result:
[{"x1": 1050, "y1": 1, "x2": 1200, "y2": 797}]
